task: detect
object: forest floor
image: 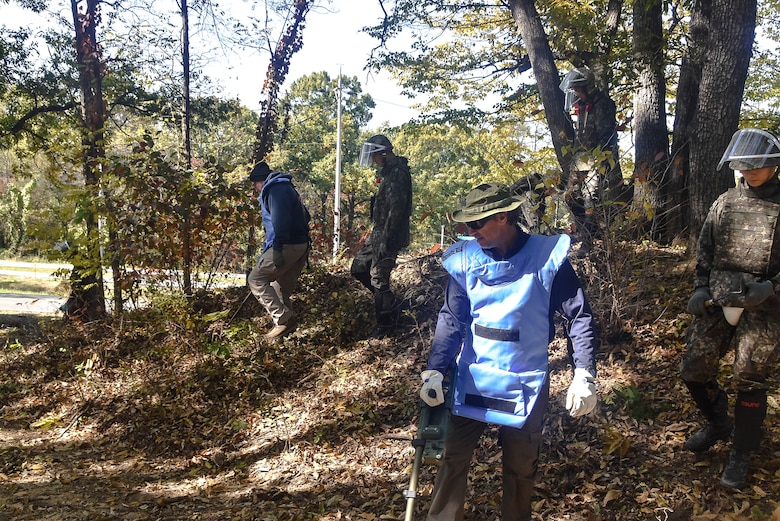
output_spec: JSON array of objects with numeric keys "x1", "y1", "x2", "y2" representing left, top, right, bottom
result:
[{"x1": 1, "y1": 241, "x2": 779, "y2": 521}]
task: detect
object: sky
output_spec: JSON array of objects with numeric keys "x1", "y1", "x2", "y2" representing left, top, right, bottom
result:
[
  {"x1": 2, "y1": 0, "x2": 421, "y2": 128},
  {"x1": 208, "y1": 1, "x2": 422, "y2": 128}
]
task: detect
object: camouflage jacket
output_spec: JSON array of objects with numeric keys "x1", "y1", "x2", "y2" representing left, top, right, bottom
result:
[
  {"x1": 695, "y1": 176, "x2": 780, "y2": 293},
  {"x1": 371, "y1": 156, "x2": 413, "y2": 251},
  {"x1": 573, "y1": 90, "x2": 618, "y2": 152}
]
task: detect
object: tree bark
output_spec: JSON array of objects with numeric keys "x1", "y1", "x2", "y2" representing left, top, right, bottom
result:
[
  {"x1": 508, "y1": 0, "x2": 575, "y2": 171},
  {"x1": 68, "y1": 0, "x2": 106, "y2": 321},
  {"x1": 252, "y1": 0, "x2": 313, "y2": 162},
  {"x1": 180, "y1": 0, "x2": 193, "y2": 295},
  {"x1": 673, "y1": 0, "x2": 757, "y2": 244},
  {"x1": 632, "y1": 0, "x2": 671, "y2": 241}
]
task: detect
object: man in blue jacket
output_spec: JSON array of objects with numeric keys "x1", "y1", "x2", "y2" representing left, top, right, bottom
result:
[
  {"x1": 248, "y1": 162, "x2": 310, "y2": 341},
  {"x1": 419, "y1": 183, "x2": 599, "y2": 521}
]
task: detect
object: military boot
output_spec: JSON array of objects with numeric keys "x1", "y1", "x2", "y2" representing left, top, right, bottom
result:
[
  {"x1": 683, "y1": 382, "x2": 732, "y2": 452},
  {"x1": 370, "y1": 290, "x2": 399, "y2": 338},
  {"x1": 720, "y1": 450, "x2": 751, "y2": 489},
  {"x1": 721, "y1": 389, "x2": 768, "y2": 489}
]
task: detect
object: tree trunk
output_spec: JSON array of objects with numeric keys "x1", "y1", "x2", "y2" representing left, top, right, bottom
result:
[
  {"x1": 508, "y1": 0, "x2": 575, "y2": 171},
  {"x1": 180, "y1": 0, "x2": 193, "y2": 295},
  {"x1": 590, "y1": 0, "x2": 624, "y2": 84},
  {"x1": 251, "y1": 0, "x2": 313, "y2": 162},
  {"x1": 674, "y1": 0, "x2": 757, "y2": 245},
  {"x1": 668, "y1": 7, "x2": 704, "y2": 241},
  {"x1": 68, "y1": 0, "x2": 106, "y2": 321},
  {"x1": 632, "y1": 0, "x2": 671, "y2": 241}
]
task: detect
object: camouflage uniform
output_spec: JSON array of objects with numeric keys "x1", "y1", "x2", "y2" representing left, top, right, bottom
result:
[
  {"x1": 681, "y1": 175, "x2": 780, "y2": 482},
  {"x1": 566, "y1": 89, "x2": 623, "y2": 244},
  {"x1": 350, "y1": 155, "x2": 412, "y2": 326},
  {"x1": 681, "y1": 176, "x2": 780, "y2": 390}
]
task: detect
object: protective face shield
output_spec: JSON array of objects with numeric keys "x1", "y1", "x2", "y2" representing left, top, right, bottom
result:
[
  {"x1": 560, "y1": 68, "x2": 593, "y2": 111},
  {"x1": 559, "y1": 69, "x2": 584, "y2": 91},
  {"x1": 562, "y1": 90, "x2": 580, "y2": 112},
  {"x1": 717, "y1": 128, "x2": 780, "y2": 170},
  {"x1": 359, "y1": 141, "x2": 387, "y2": 167}
]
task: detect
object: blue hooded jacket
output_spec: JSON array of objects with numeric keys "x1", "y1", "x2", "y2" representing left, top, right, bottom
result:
[{"x1": 258, "y1": 172, "x2": 310, "y2": 253}]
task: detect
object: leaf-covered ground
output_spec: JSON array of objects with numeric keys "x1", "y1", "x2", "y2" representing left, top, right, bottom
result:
[{"x1": 1, "y1": 243, "x2": 779, "y2": 521}]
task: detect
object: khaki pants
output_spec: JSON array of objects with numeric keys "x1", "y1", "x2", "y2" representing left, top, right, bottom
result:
[
  {"x1": 426, "y1": 379, "x2": 549, "y2": 521},
  {"x1": 248, "y1": 243, "x2": 308, "y2": 326}
]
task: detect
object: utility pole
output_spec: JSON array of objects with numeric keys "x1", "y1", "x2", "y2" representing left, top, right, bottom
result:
[{"x1": 333, "y1": 66, "x2": 343, "y2": 262}]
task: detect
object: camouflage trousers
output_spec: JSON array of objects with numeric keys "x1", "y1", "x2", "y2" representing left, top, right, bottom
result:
[
  {"x1": 681, "y1": 307, "x2": 780, "y2": 391},
  {"x1": 564, "y1": 161, "x2": 623, "y2": 240},
  {"x1": 350, "y1": 234, "x2": 399, "y2": 293}
]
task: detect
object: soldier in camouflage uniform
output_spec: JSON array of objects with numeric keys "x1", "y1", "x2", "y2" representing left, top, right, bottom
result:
[
  {"x1": 352, "y1": 135, "x2": 413, "y2": 336},
  {"x1": 559, "y1": 67, "x2": 624, "y2": 255},
  {"x1": 682, "y1": 128, "x2": 780, "y2": 489}
]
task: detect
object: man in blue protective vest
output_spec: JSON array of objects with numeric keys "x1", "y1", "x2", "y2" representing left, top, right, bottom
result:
[
  {"x1": 419, "y1": 183, "x2": 599, "y2": 521},
  {"x1": 247, "y1": 161, "x2": 310, "y2": 342}
]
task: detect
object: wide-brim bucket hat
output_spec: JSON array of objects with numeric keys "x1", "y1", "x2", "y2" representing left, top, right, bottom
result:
[{"x1": 451, "y1": 183, "x2": 524, "y2": 223}]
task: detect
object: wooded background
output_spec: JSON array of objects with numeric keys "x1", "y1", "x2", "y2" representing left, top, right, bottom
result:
[{"x1": 1, "y1": 0, "x2": 779, "y2": 318}]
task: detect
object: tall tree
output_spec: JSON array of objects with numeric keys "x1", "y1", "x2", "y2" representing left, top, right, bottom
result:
[
  {"x1": 507, "y1": 0, "x2": 574, "y2": 171},
  {"x1": 632, "y1": 0, "x2": 671, "y2": 241},
  {"x1": 179, "y1": 0, "x2": 194, "y2": 295},
  {"x1": 366, "y1": 0, "x2": 763, "y2": 244},
  {"x1": 671, "y1": 0, "x2": 757, "y2": 242},
  {"x1": 251, "y1": 0, "x2": 314, "y2": 162},
  {"x1": 68, "y1": 0, "x2": 106, "y2": 321}
]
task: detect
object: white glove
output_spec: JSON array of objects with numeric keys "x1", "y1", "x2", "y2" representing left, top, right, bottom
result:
[
  {"x1": 419, "y1": 370, "x2": 445, "y2": 407},
  {"x1": 566, "y1": 368, "x2": 597, "y2": 417}
]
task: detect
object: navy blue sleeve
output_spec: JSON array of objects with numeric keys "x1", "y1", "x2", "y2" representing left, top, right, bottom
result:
[
  {"x1": 550, "y1": 259, "x2": 598, "y2": 375},
  {"x1": 426, "y1": 275, "x2": 470, "y2": 374}
]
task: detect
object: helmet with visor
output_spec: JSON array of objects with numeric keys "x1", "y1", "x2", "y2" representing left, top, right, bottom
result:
[
  {"x1": 718, "y1": 128, "x2": 780, "y2": 171},
  {"x1": 359, "y1": 135, "x2": 393, "y2": 167}
]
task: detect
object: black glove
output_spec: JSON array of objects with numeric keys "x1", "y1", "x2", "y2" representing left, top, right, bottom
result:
[
  {"x1": 273, "y1": 247, "x2": 285, "y2": 268},
  {"x1": 742, "y1": 280, "x2": 774, "y2": 307},
  {"x1": 686, "y1": 287, "x2": 712, "y2": 317}
]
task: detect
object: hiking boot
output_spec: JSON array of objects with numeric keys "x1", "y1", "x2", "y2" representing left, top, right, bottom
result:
[
  {"x1": 263, "y1": 319, "x2": 296, "y2": 341},
  {"x1": 720, "y1": 450, "x2": 751, "y2": 489},
  {"x1": 684, "y1": 418, "x2": 733, "y2": 452}
]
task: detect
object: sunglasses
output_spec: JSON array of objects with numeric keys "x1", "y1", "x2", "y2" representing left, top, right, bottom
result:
[{"x1": 465, "y1": 216, "x2": 492, "y2": 230}]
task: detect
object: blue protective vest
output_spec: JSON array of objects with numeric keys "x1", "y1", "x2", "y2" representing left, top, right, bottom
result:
[{"x1": 442, "y1": 233, "x2": 570, "y2": 428}]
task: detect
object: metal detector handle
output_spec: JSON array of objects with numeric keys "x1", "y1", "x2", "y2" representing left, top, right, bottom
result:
[{"x1": 403, "y1": 363, "x2": 457, "y2": 521}]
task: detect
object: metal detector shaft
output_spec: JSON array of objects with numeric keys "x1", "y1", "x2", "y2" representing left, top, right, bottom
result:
[
  {"x1": 403, "y1": 364, "x2": 457, "y2": 520},
  {"x1": 404, "y1": 400, "x2": 432, "y2": 521},
  {"x1": 404, "y1": 437, "x2": 426, "y2": 521},
  {"x1": 404, "y1": 374, "x2": 457, "y2": 521}
]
